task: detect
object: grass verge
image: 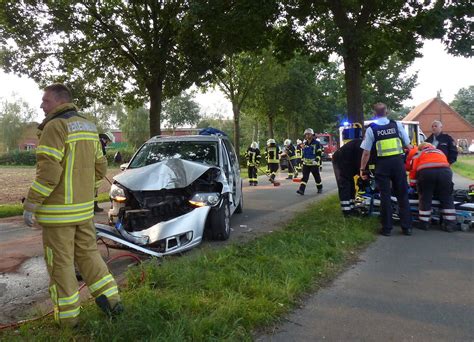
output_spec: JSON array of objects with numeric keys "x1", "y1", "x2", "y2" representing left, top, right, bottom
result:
[
  {"x1": 0, "y1": 193, "x2": 111, "y2": 218},
  {"x1": 451, "y1": 155, "x2": 474, "y2": 180},
  {"x1": 0, "y1": 195, "x2": 378, "y2": 340}
]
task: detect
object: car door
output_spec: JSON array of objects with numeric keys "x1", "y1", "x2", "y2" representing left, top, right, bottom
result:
[{"x1": 221, "y1": 139, "x2": 241, "y2": 211}]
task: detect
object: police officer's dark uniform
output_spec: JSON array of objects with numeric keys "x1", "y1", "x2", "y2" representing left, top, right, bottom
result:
[
  {"x1": 245, "y1": 142, "x2": 261, "y2": 186},
  {"x1": 297, "y1": 129, "x2": 323, "y2": 195},
  {"x1": 265, "y1": 139, "x2": 280, "y2": 183},
  {"x1": 332, "y1": 139, "x2": 365, "y2": 215},
  {"x1": 360, "y1": 106, "x2": 412, "y2": 236}
]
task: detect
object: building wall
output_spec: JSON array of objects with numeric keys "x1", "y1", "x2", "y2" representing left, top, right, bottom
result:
[{"x1": 418, "y1": 101, "x2": 474, "y2": 143}]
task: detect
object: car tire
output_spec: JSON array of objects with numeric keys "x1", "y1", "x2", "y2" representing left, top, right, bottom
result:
[
  {"x1": 209, "y1": 197, "x2": 231, "y2": 241},
  {"x1": 235, "y1": 193, "x2": 243, "y2": 214}
]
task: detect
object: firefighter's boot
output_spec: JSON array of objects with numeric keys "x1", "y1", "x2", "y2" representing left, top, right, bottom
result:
[
  {"x1": 94, "y1": 201, "x2": 104, "y2": 213},
  {"x1": 297, "y1": 183, "x2": 306, "y2": 195},
  {"x1": 95, "y1": 294, "x2": 124, "y2": 319},
  {"x1": 317, "y1": 184, "x2": 323, "y2": 193},
  {"x1": 442, "y1": 221, "x2": 457, "y2": 233}
]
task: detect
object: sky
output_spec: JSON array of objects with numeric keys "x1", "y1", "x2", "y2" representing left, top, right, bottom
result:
[{"x1": 0, "y1": 39, "x2": 472, "y2": 122}]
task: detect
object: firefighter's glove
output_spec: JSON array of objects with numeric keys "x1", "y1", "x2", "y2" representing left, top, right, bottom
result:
[
  {"x1": 315, "y1": 157, "x2": 321, "y2": 166},
  {"x1": 23, "y1": 210, "x2": 35, "y2": 227}
]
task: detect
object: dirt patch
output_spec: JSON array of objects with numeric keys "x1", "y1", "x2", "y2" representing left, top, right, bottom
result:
[{"x1": 0, "y1": 167, "x2": 121, "y2": 205}]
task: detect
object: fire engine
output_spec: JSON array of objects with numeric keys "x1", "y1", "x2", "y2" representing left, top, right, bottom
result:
[{"x1": 316, "y1": 133, "x2": 338, "y2": 161}]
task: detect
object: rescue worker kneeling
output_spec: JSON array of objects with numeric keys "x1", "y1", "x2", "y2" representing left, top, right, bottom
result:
[
  {"x1": 265, "y1": 138, "x2": 280, "y2": 184},
  {"x1": 406, "y1": 143, "x2": 457, "y2": 232},
  {"x1": 297, "y1": 128, "x2": 323, "y2": 195},
  {"x1": 245, "y1": 142, "x2": 261, "y2": 186},
  {"x1": 23, "y1": 84, "x2": 123, "y2": 328}
]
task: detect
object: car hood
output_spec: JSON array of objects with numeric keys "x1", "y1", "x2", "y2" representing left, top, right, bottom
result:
[{"x1": 113, "y1": 158, "x2": 228, "y2": 191}]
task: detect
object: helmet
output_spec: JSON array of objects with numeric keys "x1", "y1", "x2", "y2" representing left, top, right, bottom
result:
[
  {"x1": 296, "y1": 139, "x2": 302, "y2": 144},
  {"x1": 267, "y1": 138, "x2": 276, "y2": 145},
  {"x1": 304, "y1": 128, "x2": 314, "y2": 135},
  {"x1": 250, "y1": 141, "x2": 258, "y2": 149},
  {"x1": 100, "y1": 132, "x2": 115, "y2": 143},
  {"x1": 284, "y1": 139, "x2": 291, "y2": 146}
]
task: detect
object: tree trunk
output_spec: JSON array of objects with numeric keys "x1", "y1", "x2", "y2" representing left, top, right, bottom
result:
[
  {"x1": 232, "y1": 102, "x2": 241, "y2": 161},
  {"x1": 148, "y1": 79, "x2": 163, "y2": 137},
  {"x1": 268, "y1": 114, "x2": 274, "y2": 138},
  {"x1": 343, "y1": 54, "x2": 364, "y2": 126}
]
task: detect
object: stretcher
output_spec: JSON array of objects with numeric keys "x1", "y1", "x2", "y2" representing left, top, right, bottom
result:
[{"x1": 355, "y1": 180, "x2": 473, "y2": 232}]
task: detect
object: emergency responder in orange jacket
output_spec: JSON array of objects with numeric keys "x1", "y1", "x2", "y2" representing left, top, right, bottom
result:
[
  {"x1": 245, "y1": 142, "x2": 261, "y2": 186},
  {"x1": 406, "y1": 143, "x2": 456, "y2": 232},
  {"x1": 23, "y1": 84, "x2": 123, "y2": 327}
]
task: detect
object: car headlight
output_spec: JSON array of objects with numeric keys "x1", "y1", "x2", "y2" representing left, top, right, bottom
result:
[
  {"x1": 110, "y1": 183, "x2": 127, "y2": 203},
  {"x1": 189, "y1": 192, "x2": 221, "y2": 207}
]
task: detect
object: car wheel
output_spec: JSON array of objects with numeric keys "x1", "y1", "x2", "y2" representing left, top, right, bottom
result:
[
  {"x1": 209, "y1": 197, "x2": 231, "y2": 241},
  {"x1": 235, "y1": 193, "x2": 243, "y2": 214}
]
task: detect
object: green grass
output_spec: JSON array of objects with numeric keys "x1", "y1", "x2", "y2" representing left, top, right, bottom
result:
[
  {"x1": 452, "y1": 155, "x2": 474, "y2": 180},
  {"x1": 0, "y1": 195, "x2": 378, "y2": 341},
  {"x1": 0, "y1": 193, "x2": 111, "y2": 218}
]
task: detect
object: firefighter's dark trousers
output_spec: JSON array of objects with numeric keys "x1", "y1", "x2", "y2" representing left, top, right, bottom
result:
[
  {"x1": 267, "y1": 163, "x2": 279, "y2": 182},
  {"x1": 289, "y1": 159, "x2": 298, "y2": 177},
  {"x1": 417, "y1": 167, "x2": 455, "y2": 223},
  {"x1": 298, "y1": 164, "x2": 322, "y2": 194},
  {"x1": 333, "y1": 160, "x2": 355, "y2": 213},
  {"x1": 375, "y1": 156, "x2": 412, "y2": 232},
  {"x1": 42, "y1": 220, "x2": 121, "y2": 326},
  {"x1": 248, "y1": 165, "x2": 258, "y2": 184}
]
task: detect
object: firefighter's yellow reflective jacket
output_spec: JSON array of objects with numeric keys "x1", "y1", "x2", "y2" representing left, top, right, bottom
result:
[{"x1": 24, "y1": 103, "x2": 107, "y2": 226}]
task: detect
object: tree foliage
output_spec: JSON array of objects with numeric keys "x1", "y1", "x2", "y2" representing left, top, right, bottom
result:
[
  {"x1": 117, "y1": 106, "x2": 149, "y2": 149},
  {"x1": 0, "y1": 96, "x2": 35, "y2": 151},
  {"x1": 0, "y1": 1, "x2": 278, "y2": 137},
  {"x1": 450, "y1": 85, "x2": 474, "y2": 125},
  {"x1": 162, "y1": 91, "x2": 201, "y2": 130}
]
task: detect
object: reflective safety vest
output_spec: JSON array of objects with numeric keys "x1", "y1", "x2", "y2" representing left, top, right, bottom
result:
[
  {"x1": 407, "y1": 147, "x2": 450, "y2": 183},
  {"x1": 286, "y1": 144, "x2": 297, "y2": 160},
  {"x1": 245, "y1": 148, "x2": 261, "y2": 166},
  {"x1": 371, "y1": 120, "x2": 403, "y2": 157},
  {"x1": 265, "y1": 144, "x2": 280, "y2": 164},
  {"x1": 295, "y1": 147, "x2": 302, "y2": 159},
  {"x1": 302, "y1": 139, "x2": 322, "y2": 166},
  {"x1": 24, "y1": 103, "x2": 107, "y2": 226}
]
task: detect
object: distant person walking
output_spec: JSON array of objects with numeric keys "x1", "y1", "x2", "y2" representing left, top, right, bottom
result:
[
  {"x1": 22, "y1": 83, "x2": 122, "y2": 327},
  {"x1": 425, "y1": 120, "x2": 458, "y2": 164}
]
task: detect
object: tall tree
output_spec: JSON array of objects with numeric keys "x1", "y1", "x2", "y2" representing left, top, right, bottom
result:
[
  {"x1": 0, "y1": 96, "x2": 35, "y2": 151},
  {"x1": 162, "y1": 91, "x2": 201, "y2": 131},
  {"x1": 277, "y1": 1, "x2": 473, "y2": 126},
  {"x1": 212, "y1": 52, "x2": 264, "y2": 158},
  {"x1": 450, "y1": 86, "x2": 474, "y2": 125},
  {"x1": 0, "y1": 1, "x2": 278, "y2": 136},
  {"x1": 118, "y1": 107, "x2": 149, "y2": 149}
]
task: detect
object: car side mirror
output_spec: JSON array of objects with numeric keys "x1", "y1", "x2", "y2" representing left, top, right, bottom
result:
[{"x1": 120, "y1": 163, "x2": 129, "y2": 171}]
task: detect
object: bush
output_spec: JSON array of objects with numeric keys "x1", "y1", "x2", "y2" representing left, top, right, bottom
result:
[
  {"x1": 105, "y1": 148, "x2": 136, "y2": 166},
  {"x1": 0, "y1": 150, "x2": 36, "y2": 165}
]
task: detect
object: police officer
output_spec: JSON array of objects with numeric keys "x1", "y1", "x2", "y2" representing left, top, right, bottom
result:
[
  {"x1": 245, "y1": 142, "x2": 261, "y2": 186},
  {"x1": 283, "y1": 139, "x2": 298, "y2": 179},
  {"x1": 297, "y1": 128, "x2": 323, "y2": 195},
  {"x1": 22, "y1": 84, "x2": 123, "y2": 327},
  {"x1": 406, "y1": 143, "x2": 456, "y2": 232},
  {"x1": 265, "y1": 138, "x2": 280, "y2": 184},
  {"x1": 332, "y1": 139, "x2": 365, "y2": 216},
  {"x1": 360, "y1": 103, "x2": 413, "y2": 236}
]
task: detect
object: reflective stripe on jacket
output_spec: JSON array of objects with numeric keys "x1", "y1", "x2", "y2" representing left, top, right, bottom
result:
[
  {"x1": 302, "y1": 139, "x2": 322, "y2": 165},
  {"x1": 371, "y1": 120, "x2": 403, "y2": 157},
  {"x1": 245, "y1": 148, "x2": 261, "y2": 166},
  {"x1": 407, "y1": 147, "x2": 449, "y2": 183},
  {"x1": 24, "y1": 103, "x2": 107, "y2": 225},
  {"x1": 265, "y1": 145, "x2": 280, "y2": 164}
]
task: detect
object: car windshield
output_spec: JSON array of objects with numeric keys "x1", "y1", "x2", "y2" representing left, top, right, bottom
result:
[
  {"x1": 317, "y1": 136, "x2": 329, "y2": 145},
  {"x1": 129, "y1": 141, "x2": 219, "y2": 168}
]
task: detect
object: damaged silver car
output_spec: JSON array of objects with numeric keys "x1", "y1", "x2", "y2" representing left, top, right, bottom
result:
[{"x1": 96, "y1": 135, "x2": 243, "y2": 257}]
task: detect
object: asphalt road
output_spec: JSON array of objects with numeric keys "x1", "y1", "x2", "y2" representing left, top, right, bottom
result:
[
  {"x1": 0, "y1": 162, "x2": 338, "y2": 324},
  {"x1": 257, "y1": 172, "x2": 474, "y2": 341}
]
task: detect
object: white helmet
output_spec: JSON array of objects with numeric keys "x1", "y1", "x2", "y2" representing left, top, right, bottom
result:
[
  {"x1": 250, "y1": 141, "x2": 258, "y2": 149},
  {"x1": 284, "y1": 139, "x2": 291, "y2": 146},
  {"x1": 304, "y1": 128, "x2": 314, "y2": 135},
  {"x1": 296, "y1": 139, "x2": 302, "y2": 144},
  {"x1": 267, "y1": 138, "x2": 276, "y2": 145}
]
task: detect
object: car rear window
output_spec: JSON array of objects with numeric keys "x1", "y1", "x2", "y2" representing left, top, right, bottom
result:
[{"x1": 129, "y1": 141, "x2": 219, "y2": 168}]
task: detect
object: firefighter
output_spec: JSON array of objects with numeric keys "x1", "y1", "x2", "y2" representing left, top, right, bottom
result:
[
  {"x1": 245, "y1": 142, "x2": 261, "y2": 186},
  {"x1": 297, "y1": 128, "x2": 323, "y2": 195},
  {"x1": 406, "y1": 143, "x2": 456, "y2": 232},
  {"x1": 265, "y1": 138, "x2": 280, "y2": 184},
  {"x1": 94, "y1": 132, "x2": 114, "y2": 213},
  {"x1": 22, "y1": 84, "x2": 123, "y2": 327},
  {"x1": 332, "y1": 138, "x2": 364, "y2": 216},
  {"x1": 283, "y1": 139, "x2": 298, "y2": 179},
  {"x1": 295, "y1": 139, "x2": 303, "y2": 173},
  {"x1": 360, "y1": 103, "x2": 413, "y2": 236}
]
